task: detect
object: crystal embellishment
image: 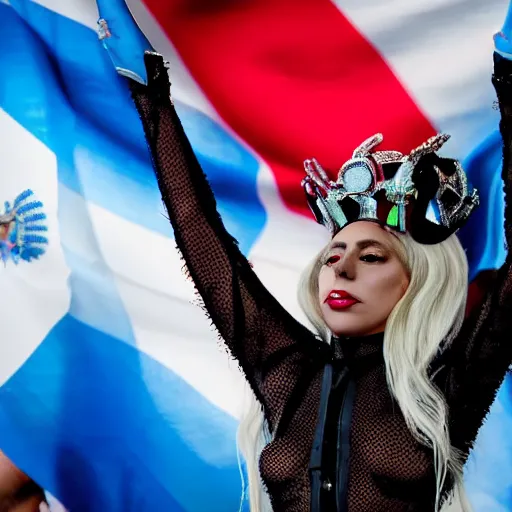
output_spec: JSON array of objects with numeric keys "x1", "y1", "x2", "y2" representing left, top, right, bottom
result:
[{"x1": 301, "y1": 133, "x2": 479, "y2": 244}]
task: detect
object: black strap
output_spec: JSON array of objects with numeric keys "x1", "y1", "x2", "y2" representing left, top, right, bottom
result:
[
  {"x1": 309, "y1": 363, "x2": 334, "y2": 512},
  {"x1": 336, "y1": 377, "x2": 356, "y2": 512}
]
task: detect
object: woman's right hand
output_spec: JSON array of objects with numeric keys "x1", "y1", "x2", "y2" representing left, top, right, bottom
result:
[
  {"x1": 95, "y1": 0, "x2": 153, "y2": 84},
  {"x1": 494, "y1": 0, "x2": 512, "y2": 59}
]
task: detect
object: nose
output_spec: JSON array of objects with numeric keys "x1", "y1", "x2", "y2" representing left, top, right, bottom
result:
[{"x1": 332, "y1": 253, "x2": 356, "y2": 280}]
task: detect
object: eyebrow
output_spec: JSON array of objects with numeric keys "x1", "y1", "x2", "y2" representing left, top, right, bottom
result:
[{"x1": 329, "y1": 239, "x2": 388, "y2": 251}]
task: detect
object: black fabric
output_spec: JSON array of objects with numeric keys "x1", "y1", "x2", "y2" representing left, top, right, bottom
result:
[
  {"x1": 129, "y1": 51, "x2": 512, "y2": 511},
  {"x1": 441, "y1": 52, "x2": 512, "y2": 459}
]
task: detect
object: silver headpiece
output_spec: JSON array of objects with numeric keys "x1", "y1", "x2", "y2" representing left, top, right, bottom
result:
[{"x1": 302, "y1": 134, "x2": 479, "y2": 244}]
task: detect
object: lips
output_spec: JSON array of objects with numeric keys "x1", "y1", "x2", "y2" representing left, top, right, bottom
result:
[{"x1": 325, "y1": 290, "x2": 359, "y2": 310}]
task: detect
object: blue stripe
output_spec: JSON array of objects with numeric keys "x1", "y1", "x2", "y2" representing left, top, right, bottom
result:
[
  {"x1": 1, "y1": 1, "x2": 266, "y2": 255},
  {"x1": 0, "y1": 315, "x2": 242, "y2": 512},
  {"x1": 465, "y1": 373, "x2": 512, "y2": 509},
  {"x1": 459, "y1": 130, "x2": 507, "y2": 279}
]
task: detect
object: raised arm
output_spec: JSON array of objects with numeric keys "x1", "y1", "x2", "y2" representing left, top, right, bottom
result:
[
  {"x1": 439, "y1": 28, "x2": 512, "y2": 452},
  {"x1": 95, "y1": 1, "x2": 321, "y2": 418},
  {"x1": 133, "y1": 52, "x2": 317, "y2": 371}
]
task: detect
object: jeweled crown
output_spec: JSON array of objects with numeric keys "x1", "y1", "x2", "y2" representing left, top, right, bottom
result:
[{"x1": 302, "y1": 133, "x2": 479, "y2": 244}]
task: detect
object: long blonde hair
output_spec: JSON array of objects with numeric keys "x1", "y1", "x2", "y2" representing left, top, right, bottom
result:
[{"x1": 238, "y1": 231, "x2": 472, "y2": 512}]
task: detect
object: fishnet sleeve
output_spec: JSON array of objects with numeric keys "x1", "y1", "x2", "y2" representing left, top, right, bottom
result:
[
  {"x1": 129, "y1": 52, "x2": 317, "y2": 409},
  {"x1": 440, "y1": 52, "x2": 512, "y2": 452}
]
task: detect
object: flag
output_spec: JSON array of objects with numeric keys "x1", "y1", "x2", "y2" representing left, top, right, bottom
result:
[{"x1": 0, "y1": 0, "x2": 510, "y2": 510}]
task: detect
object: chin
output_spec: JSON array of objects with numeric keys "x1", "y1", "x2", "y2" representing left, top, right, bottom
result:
[{"x1": 322, "y1": 309, "x2": 384, "y2": 338}]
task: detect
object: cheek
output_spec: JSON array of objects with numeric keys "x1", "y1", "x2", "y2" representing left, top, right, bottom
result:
[
  {"x1": 317, "y1": 267, "x2": 333, "y2": 298},
  {"x1": 365, "y1": 266, "x2": 409, "y2": 303}
]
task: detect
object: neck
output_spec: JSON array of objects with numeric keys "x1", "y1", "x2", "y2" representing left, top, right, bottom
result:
[
  {"x1": 332, "y1": 331, "x2": 385, "y2": 367},
  {"x1": 341, "y1": 330, "x2": 385, "y2": 341}
]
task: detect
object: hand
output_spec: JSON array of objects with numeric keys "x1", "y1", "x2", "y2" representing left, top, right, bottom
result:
[
  {"x1": 302, "y1": 158, "x2": 336, "y2": 198},
  {"x1": 95, "y1": 0, "x2": 154, "y2": 84},
  {"x1": 495, "y1": 1, "x2": 512, "y2": 58},
  {"x1": 0, "y1": 451, "x2": 46, "y2": 512}
]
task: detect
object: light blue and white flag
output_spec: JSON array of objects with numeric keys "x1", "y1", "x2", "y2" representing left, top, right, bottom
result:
[{"x1": 0, "y1": 0, "x2": 511, "y2": 510}]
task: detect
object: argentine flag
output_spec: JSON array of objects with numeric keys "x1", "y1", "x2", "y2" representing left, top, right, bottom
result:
[{"x1": 0, "y1": 0, "x2": 511, "y2": 510}]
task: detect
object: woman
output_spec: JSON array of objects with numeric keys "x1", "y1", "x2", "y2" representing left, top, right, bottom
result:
[{"x1": 98, "y1": 3, "x2": 512, "y2": 510}]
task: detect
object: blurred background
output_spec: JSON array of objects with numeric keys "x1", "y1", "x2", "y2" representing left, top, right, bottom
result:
[{"x1": 0, "y1": 0, "x2": 511, "y2": 510}]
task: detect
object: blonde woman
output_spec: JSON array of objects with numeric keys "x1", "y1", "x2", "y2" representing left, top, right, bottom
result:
[{"x1": 98, "y1": 1, "x2": 512, "y2": 510}]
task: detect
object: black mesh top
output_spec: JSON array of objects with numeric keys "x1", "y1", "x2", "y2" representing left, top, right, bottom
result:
[{"x1": 128, "y1": 52, "x2": 512, "y2": 511}]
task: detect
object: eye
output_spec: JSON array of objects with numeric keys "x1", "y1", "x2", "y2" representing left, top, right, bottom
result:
[
  {"x1": 325, "y1": 254, "x2": 341, "y2": 265},
  {"x1": 360, "y1": 254, "x2": 385, "y2": 263}
]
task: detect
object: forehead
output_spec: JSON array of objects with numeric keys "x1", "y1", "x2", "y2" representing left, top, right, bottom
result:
[{"x1": 332, "y1": 221, "x2": 391, "y2": 245}]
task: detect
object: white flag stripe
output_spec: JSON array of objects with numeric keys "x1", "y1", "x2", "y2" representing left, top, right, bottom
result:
[
  {"x1": 333, "y1": 0, "x2": 505, "y2": 158},
  {"x1": 0, "y1": 109, "x2": 70, "y2": 385},
  {"x1": 250, "y1": 161, "x2": 330, "y2": 327},
  {"x1": 87, "y1": 201, "x2": 246, "y2": 417},
  {"x1": 32, "y1": 0, "x2": 99, "y2": 30}
]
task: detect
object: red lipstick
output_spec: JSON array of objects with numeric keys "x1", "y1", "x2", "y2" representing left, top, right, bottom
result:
[{"x1": 325, "y1": 290, "x2": 359, "y2": 310}]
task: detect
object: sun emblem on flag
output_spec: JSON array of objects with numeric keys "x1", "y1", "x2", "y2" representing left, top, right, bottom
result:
[{"x1": 0, "y1": 189, "x2": 48, "y2": 265}]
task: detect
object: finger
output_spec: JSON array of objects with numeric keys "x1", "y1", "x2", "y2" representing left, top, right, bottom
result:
[
  {"x1": 304, "y1": 160, "x2": 329, "y2": 192},
  {"x1": 302, "y1": 179, "x2": 316, "y2": 197},
  {"x1": 311, "y1": 158, "x2": 332, "y2": 183}
]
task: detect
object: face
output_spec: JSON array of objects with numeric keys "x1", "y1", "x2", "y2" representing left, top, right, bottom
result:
[{"x1": 318, "y1": 221, "x2": 410, "y2": 337}]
